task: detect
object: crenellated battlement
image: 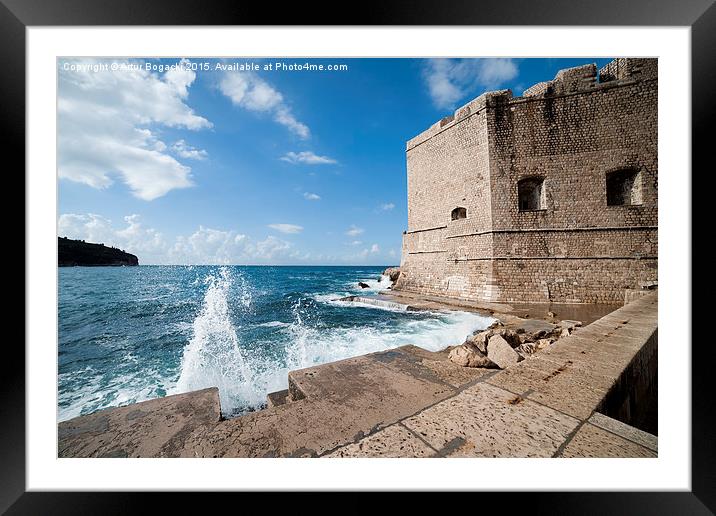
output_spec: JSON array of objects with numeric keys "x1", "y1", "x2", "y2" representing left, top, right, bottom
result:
[
  {"x1": 407, "y1": 58, "x2": 656, "y2": 152},
  {"x1": 599, "y1": 58, "x2": 658, "y2": 82},
  {"x1": 407, "y1": 89, "x2": 512, "y2": 151}
]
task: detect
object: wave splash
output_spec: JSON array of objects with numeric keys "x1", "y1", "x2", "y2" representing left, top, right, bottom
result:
[
  {"x1": 172, "y1": 267, "x2": 494, "y2": 417},
  {"x1": 173, "y1": 267, "x2": 269, "y2": 415}
]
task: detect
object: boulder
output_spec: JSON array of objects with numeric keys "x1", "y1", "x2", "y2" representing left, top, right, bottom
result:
[
  {"x1": 561, "y1": 320, "x2": 583, "y2": 330},
  {"x1": 382, "y1": 267, "x2": 401, "y2": 282},
  {"x1": 487, "y1": 334, "x2": 522, "y2": 369},
  {"x1": 448, "y1": 343, "x2": 495, "y2": 368},
  {"x1": 537, "y1": 338, "x2": 553, "y2": 349},
  {"x1": 516, "y1": 342, "x2": 537, "y2": 355},
  {"x1": 466, "y1": 330, "x2": 491, "y2": 354},
  {"x1": 518, "y1": 333, "x2": 530, "y2": 344},
  {"x1": 358, "y1": 282, "x2": 370, "y2": 289},
  {"x1": 487, "y1": 320, "x2": 503, "y2": 330},
  {"x1": 495, "y1": 328, "x2": 521, "y2": 348}
]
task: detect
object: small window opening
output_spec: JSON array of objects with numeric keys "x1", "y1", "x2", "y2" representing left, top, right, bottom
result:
[
  {"x1": 606, "y1": 169, "x2": 642, "y2": 206},
  {"x1": 451, "y1": 207, "x2": 467, "y2": 220},
  {"x1": 518, "y1": 177, "x2": 545, "y2": 211}
]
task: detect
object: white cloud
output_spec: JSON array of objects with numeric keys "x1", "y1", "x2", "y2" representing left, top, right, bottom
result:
[
  {"x1": 219, "y1": 72, "x2": 310, "y2": 138},
  {"x1": 303, "y1": 192, "x2": 321, "y2": 201},
  {"x1": 268, "y1": 223, "x2": 304, "y2": 234},
  {"x1": 424, "y1": 58, "x2": 518, "y2": 109},
  {"x1": 280, "y1": 151, "x2": 337, "y2": 165},
  {"x1": 274, "y1": 108, "x2": 310, "y2": 139},
  {"x1": 59, "y1": 213, "x2": 295, "y2": 264},
  {"x1": 345, "y1": 225, "x2": 364, "y2": 237},
  {"x1": 388, "y1": 249, "x2": 397, "y2": 257},
  {"x1": 171, "y1": 139, "x2": 208, "y2": 160},
  {"x1": 59, "y1": 213, "x2": 168, "y2": 263},
  {"x1": 379, "y1": 203, "x2": 395, "y2": 211},
  {"x1": 58, "y1": 58, "x2": 211, "y2": 201},
  {"x1": 347, "y1": 243, "x2": 382, "y2": 261},
  {"x1": 171, "y1": 228, "x2": 292, "y2": 264},
  {"x1": 347, "y1": 240, "x2": 363, "y2": 246}
]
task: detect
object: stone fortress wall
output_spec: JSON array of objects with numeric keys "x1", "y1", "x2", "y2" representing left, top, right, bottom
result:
[{"x1": 395, "y1": 58, "x2": 658, "y2": 303}]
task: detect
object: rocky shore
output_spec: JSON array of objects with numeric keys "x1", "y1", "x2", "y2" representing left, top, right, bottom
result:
[{"x1": 448, "y1": 318, "x2": 582, "y2": 370}]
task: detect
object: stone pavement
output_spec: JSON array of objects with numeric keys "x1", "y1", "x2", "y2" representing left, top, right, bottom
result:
[
  {"x1": 326, "y1": 291, "x2": 657, "y2": 457},
  {"x1": 58, "y1": 292, "x2": 657, "y2": 458}
]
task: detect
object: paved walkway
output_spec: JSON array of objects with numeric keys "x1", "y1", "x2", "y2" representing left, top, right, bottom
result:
[{"x1": 58, "y1": 292, "x2": 657, "y2": 458}]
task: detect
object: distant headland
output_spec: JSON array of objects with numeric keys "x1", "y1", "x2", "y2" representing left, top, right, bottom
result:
[{"x1": 58, "y1": 237, "x2": 139, "y2": 267}]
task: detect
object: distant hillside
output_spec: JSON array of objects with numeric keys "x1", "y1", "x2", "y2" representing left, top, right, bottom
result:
[{"x1": 58, "y1": 237, "x2": 139, "y2": 267}]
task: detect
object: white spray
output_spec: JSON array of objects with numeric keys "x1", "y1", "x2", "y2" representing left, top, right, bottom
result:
[{"x1": 173, "y1": 267, "x2": 265, "y2": 413}]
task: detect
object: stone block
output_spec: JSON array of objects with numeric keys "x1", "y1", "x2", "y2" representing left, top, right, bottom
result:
[
  {"x1": 324, "y1": 423, "x2": 435, "y2": 458},
  {"x1": 402, "y1": 383, "x2": 580, "y2": 457},
  {"x1": 487, "y1": 334, "x2": 521, "y2": 369},
  {"x1": 558, "y1": 423, "x2": 656, "y2": 458},
  {"x1": 588, "y1": 412, "x2": 657, "y2": 452}
]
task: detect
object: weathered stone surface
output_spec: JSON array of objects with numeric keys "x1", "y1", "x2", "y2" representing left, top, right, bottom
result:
[
  {"x1": 561, "y1": 320, "x2": 583, "y2": 330},
  {"x1": 287, "y1": 348, "x2": 456, "y2": 405},
  {"x1": 402, "y1": 383, "x2": 580, "y2": 457},
  {"x1": 449, "y1": 343, "x2": 495, "y2": 368},
  {"x1": 202, "y1": 347, "x2": 460, "y2": 457},
  {"x1": 588, "y1": 412, "x2": 657, "y2": 453},
  {"x1": 535, "y1": 338, "x2": 553, "y2": 350},
  {"x1": 395, "y1": 58, "x2": 657, "y2": 304},
  {"x1": 467, "y1": 331, "x2": 490, "y2": 354},
  {"x1": 419, "y1": 357, "x2": 494, "y2": 387},
  {"x1": 400, "y1": 345, "x2": 493, "y2": 387},
  {"x1": 512, "y1": 319, "x2": 558, "y2": 338},
  {"x1": 487, "y1": 358, "x2": 612, "y2": 420},
  {"x1": 558, "y1": 423, "x2": 656, "y2": 458},
  {"x1": 266, "y1": 389, "x2": 289, "y2": 408},
  {"x1": 501, "y1": 329, "x2": 523, "y2": 347},
  {"x1": 58, "y1": 387, "x2": 222, "y2": 458},
  {"x1": 383, "y1": 267, "x2": 401, "y2": 282},
  {"x1": 325, "y1": 423, "x2": 435, "y2": 458},
  {"x1": 515, "y1": 342, "x2": 537, "y2": 355},
  {"x1": 487, "y1": 334, "x2": 522, "y2": 369}
]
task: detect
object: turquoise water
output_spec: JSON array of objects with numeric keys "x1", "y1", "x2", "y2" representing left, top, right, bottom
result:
[{"x1": 58, "y1": 265, "x2": 493, "y2": 421}]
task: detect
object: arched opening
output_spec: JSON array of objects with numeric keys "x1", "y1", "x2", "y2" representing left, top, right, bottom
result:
[
  {"x1": 451, "y1": 207, "x2": 467, "y2": 221},
  {"x1": 518, "y1": 177, "x2": 545, "y2": 211},
  {"x1": 606, "y1": 169, "x2": 642, "y2": 206}
]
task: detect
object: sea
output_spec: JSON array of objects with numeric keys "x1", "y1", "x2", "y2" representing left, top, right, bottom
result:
[{"x1": 58, "y1": 265, "x2": 495, "y2": 422}]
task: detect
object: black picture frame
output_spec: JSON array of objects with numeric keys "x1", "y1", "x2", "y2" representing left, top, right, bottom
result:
[{"x1": 4, "y1": 0, "x2": 708, "y2": 512}]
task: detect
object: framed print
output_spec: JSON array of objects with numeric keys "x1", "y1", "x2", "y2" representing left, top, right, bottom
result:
[{"x1": 5, "y1": 0, "x2": 710, "y2": 512}]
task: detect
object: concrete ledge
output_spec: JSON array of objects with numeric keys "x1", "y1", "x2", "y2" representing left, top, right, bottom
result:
[{"x1": 58, "y1": 387, "x2": 221, "y2": 458}]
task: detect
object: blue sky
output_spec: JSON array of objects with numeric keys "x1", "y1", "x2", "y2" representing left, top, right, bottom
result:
[{"x1": 58, "y1": 57, "x2": 612, "y2": 265}]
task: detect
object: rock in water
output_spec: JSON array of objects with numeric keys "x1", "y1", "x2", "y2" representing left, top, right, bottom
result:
[
  {"x1": 487, "y1": 335, "x2": 522, "y2": 369},
  {"x1": 382, "y1": 267, "x2": 401, "y2": 282},
  {"x1": 449, "y1": 343, "x2": 495, "y2": 368},
  {"x1": 358, "y1": 282, "x2": 370, "y2": 289}
]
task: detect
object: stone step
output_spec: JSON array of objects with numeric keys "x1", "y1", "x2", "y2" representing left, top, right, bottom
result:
[{"x1": 266, "y1": 389, "x2": 289, "y2": 408}]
